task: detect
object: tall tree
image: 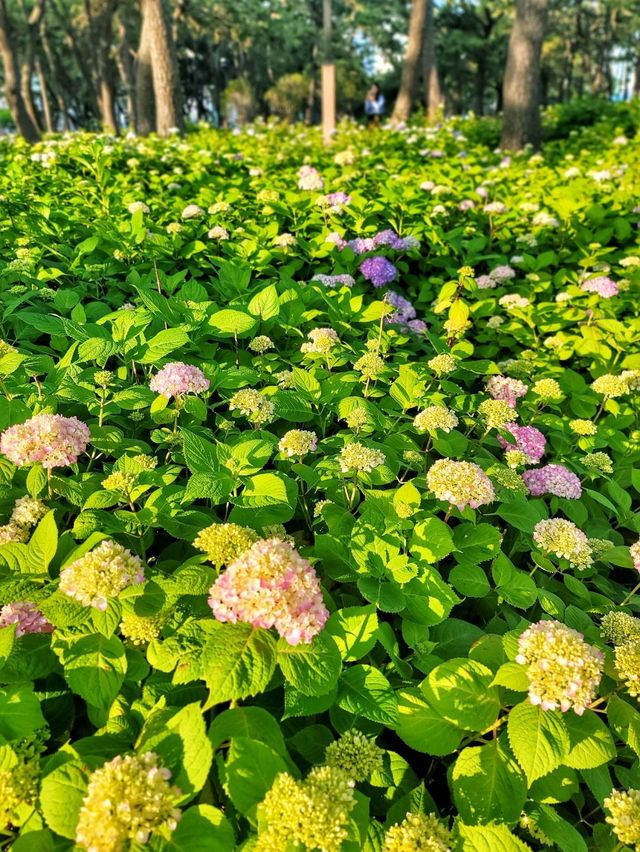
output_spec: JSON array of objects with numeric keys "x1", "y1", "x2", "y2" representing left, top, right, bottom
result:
[
  {"x1": 392, "y1": 0, "x2": 428, "y2": 123},
  {"x1": 501, "y1": 0, "x2": 549, "y2": 149},
  {"x1": 138, "y1": 0, "x2": 183, "y2": 135},
  {"x1": 421, "y1": 0, "x2": 443, "y2": 120},
  {"x1": 0, "y1": 0, "x2": 42, "y2": 141}
]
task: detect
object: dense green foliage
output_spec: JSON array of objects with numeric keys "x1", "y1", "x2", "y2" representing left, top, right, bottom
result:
[{"x1": 0, "y1": 112, "x2": 639, "y2": 850}]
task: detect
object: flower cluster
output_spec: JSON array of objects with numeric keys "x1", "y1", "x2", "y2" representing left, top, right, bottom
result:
[
  {"x1": 0, "y1": 414, "x2": 90, "y2": 468},
  {"x1": 301, "y1": 327, "x2": 339, "y2": 355},
  {"x1": 478, "y1": 399, "x2": 516, "y2": 429},
  {"x1": 75, "y1": 752, "x2": 182, "y2": 851},
  {"x1": 486, "y1": 375, "x2": 528, "y2": 408},
  {"x1": 59, "y1": 540, "x2": 144, "y2": 610},
  {"x1": 413, "y1": 406, "x2": 459, "y2": 434},
  {"x1": 325, "y1": 730, "x2": 384, "y2": 781},
  {"x1": 248, "y1": 335, "x2": 274, "y2": 354},
  {"x1": 208, "y1": 538, "x2": 329, "y2": 644},
  {"x1": 208, "y1": 225, "x2": 229, "y2": 240},
  {"x1": 318, "y1": 191, "x2": 351, "y2": 210},
  {"x1": 601, "y1": 612, "x2": 640, "y2": 646},
  {"x1": 193, "y1": 522, "x2": 258, "y2": 567},
  {"x1": 516, "y1": 620, "x2": 603, "y2": 714},
  {"x1": 604, "y1": 789, "x2": 640, "y2": 849},
  {"x1": 311, "y1": 273, "x2": 355, "y2": 289},
  {"x1": 581, "y1": 276, "x2": 618, "y2": 297},
  {"x1": 382, "y1": 812, "x2": 453, "y2": 852},
  {"x1": 256, "y1": 766, "x2": 356, "y2": 852},
  {"x1": 533, "y1": 518, "x2": 593, "y2": 568},
  {"x1": 592, "y1": 374, "x2": 628, "y2": 397},
  {"x1": 499, "y1": 293, "x2": 530, "y2": 309},
  {"x1": 339, "y1": 442, "x2": 386, "y2": 474},
  {"x1": 359, "y1": 256, "x2": 398, "y2": 287},
  {"x1": 384, "y1": 290, "x2": 416, "y2": 325},
  {"x1": 181, "y1": 203, "x2": 204, "y2": 219},
  {"x1": 631, "y1": 541, "x2": 640, "y2": 572},
  {"x1": 0, "y1": 495, "x2": 48, "y2": 546},
  {"x1": 120, "y1": 612, "x2": 165, "y2": 646},
  {"x1": 228, "y1": 389, "x2": 275, "y2": 426},
  {"x1": 522, "y1": 464, "x2": 582, "y2": 499},
  {"x1": 614, "y1": 641, "x2": 640, "y2": 699},
  {"x1": 0, "y1": 600, "x2": 52, "y2": 637},
  {"x1": 582, "y1": 452, "x2": 614, "y2": 474},
  {"x1": 426, "y1": 459, "x2": 495, "y2": 511},
  {"x1": 149, "y1": 362, "x2": 209, "y2": 398},
  {"x1": 532, "y1": 378, "x2": 564, "y2": 402},
  {"x1": 498, "y1": 424, "x2": 546, "y2": 463},
  {"x1": 297, "y1": 165, "x2": 324, "y2": 191},
  {"x1": 354, "y1": 352, "x2": 385, "y2": 379},
  {"x1": 278, "y1": 429, "x2": 318, "y2": 458},
  {"x1": 570, "y1": 419, "x2": 597, "y2": 436},
  {"x1": 428, "y1": 353, "x2": 456, "y2": 376}
]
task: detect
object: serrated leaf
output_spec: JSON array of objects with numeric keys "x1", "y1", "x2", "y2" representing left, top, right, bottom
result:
[
  {"x1": 337, "y1": 664, "x2": 398, "y2": 725},
  {"x1": 277, "y1": 632, "x2": 342, "y2": 696},
  {"x1": 507, "y1": 701, "x2": 569, "y2": 784},
  {"x1": 201, "y1": 623, "x2": 276, "y2": 706},
  {"x1": 452, "y1": 740, "x2": 527, "y2": 825},
  {"x1": 456, "y1": 822, "x2": 533, "y2": 851}
]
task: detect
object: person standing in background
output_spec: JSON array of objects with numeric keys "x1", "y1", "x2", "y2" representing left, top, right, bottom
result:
[{"x1": 364, "y1": 83, "x2": 385, "y2": 126}]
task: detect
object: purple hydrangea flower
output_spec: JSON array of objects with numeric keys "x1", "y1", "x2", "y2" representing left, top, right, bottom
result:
[
  {"x1": 311, "y1": 273, "x2": 355, "y2": 289},
  {"x1": 360, "y1": 256, "x2": 398, "y2": 288},
  {"x1": 498, "y1": 423, "x2": 546, "y2": 463},
  {"x1": 580, "y1": 277, "x2": 618, "y2": 298},
  {"x1": 384, "y1": 290, "x2": 416, "y2": 324}
]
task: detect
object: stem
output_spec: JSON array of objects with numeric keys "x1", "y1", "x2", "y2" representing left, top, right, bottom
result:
[{"x1": 621, "y1": 582, "x2": 640, "y2": 608}]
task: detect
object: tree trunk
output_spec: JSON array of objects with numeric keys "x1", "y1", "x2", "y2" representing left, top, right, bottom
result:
[
  {"x1": 0, "y1": 0, "x2": 40, "y2": 141},
  {"x1": 135, "y1": 2, "x2": 155, "y2": 134},
  {"x1": 139, "y1": 0, "x2": 183, "y2": 135},
  {"x1": 392, "y1": 0, "x2": 428, "y2": 124},
  {"x1": 35, "y1": 55, "x2": 53, "y2": 132},
  {"x1": 421, "y1": 0, "x2": 442, "y2": 121},
  {"x1": 84, "y1": 0, "x2": 118, "y2": 132},
  {"x1": 115, "y1": 15, "x2": 136, "y2": 128},
  {"x1": 501, "y1": 0, "x2": 549, "y2": 150},
  {"x1": 634, "y1": 54, "x2": 640, "y2": 98}
]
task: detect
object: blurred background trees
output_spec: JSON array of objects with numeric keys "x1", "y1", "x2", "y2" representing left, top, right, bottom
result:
[{"x1": 0, "y1": 0, "x2": 637, "y2": 146}]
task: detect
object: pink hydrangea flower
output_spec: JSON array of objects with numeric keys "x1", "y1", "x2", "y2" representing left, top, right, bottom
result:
[
  {"x1": 298, "y1": 166, "x2": 324, "y2": 191},
  {"x1": 476, "y1": 275, "x2": 495, "y2": 289},
  {"x1": 498, "y1": 423, "x2": 546, "y2": 463},
  {"x1": 208, "y1": 538, "x2": 329, "y2": 645},
  {"x1": 0, "y1": 414, "x2": 90, "y2": 469},
  {"x1": 0, "y1": 601, "x2": 53, "y2": 637},
  {"x1": 486, "y1": 376, "x2": 528, "y2": 408},
  {"x1": 459, "y1": 199, "x2": 475, "y2": 211},
  {"x1": 522, "y1": 464, "x2": 582, "y2": 499},
  {"x1": 149, "y1": 362, "x2": 209, "y2": 398},
  {"x1": 630, "y1": 541, "x2": 640, "y2": 572},
  {"x1": 580, "y1": 277, "x2": 618, "y2": 298}
]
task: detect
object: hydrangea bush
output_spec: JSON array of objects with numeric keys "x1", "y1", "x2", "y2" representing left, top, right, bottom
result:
[{"x1": 0, "y1": 114, "x2": 639, "y2": 849}]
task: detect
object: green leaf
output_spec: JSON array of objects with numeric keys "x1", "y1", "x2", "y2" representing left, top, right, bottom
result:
[
  {"x1": 422, "y1": 659, "x2": 500, "y2": 731},
  {"x1": 209, "y1": 706, "x2": 287, "y2": 756},
  {"x1": 526, "y1": 803, "x2": 588, "y2": 852},
  {"x1": 139, "y1": 327, "x2": 190, "y2": 363},
  {"x1": 40, "y1": 761, "x2": 87, "y2": 839},
  {"x1": 182, "y1": 429, "x2": 219, "y2": 474},
  {"x1": 137, "y1": 702, "x2": 213, "y2": 800},
  {"x1": 456, "y1": 822, "x2": 533, "y2": 851},
  {"x1": 201, "y1": 623, "x2": 277, "y2": 706},
  {"x1": 277, "y1": 632, "x2": 342, "y2": 696},
  {"x1": 507, "y1": 701, "x2": 569, "y2": 784},
  {"x1": 496, "y1": 497, "x2": 548, "y2": 533},
  {"x1": 166, "y1": 805, "x2": 236, "y2": 852},
  {"x1": 58, "y1": 634, "x2": 127, "y2": 712},
  {"x1": 337, "y1": 664, "x2": 398, "y2": 725},
  {"x1": 410, "y1": 517, "x2": 455, "y2": 564},
  {"x1": 224, "y1": 737, "x2": 289, "y2": 817},
  {"x1": 209, "y1": 309, "x2": 258, "y2": 337},
  {"x1": 248, "y1": 284, "x2": 280, "y2": 320},
  {"x1": 563, "y1": 710, "x2": 616, "y2": 769},
  {"x1": 0, "y1": 683, "x2": 46, "y2": 739},
  {"x1": 232, "y1": 471, "x2": 298, "y2": 524},
  {"x1": 491, "y1": 662, "x2": 529, "y2": 692},
  {"x1": 25, "y1": 510, "x2": 58, "y2": 573},
  {"x1": 325, "y1": 606, "x2": 379, "y2": 661},
  {"x1": 608, "y1": 695, "x2": 640, "y2": 758},
  {"x1": 452, "y1": 740, "x2": 527, "y2": 825},
  {"x1": 449, "y1": 563, "x2": 491, "y2": 598}
]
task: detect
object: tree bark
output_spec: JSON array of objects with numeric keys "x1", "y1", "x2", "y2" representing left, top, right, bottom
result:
[
  {"x1": 135, "y1": 1, "x2": 155, "y2": 134},
  {"x1": 0, "y1": 0, "x2": 40, "y2": 141},
  {"x1": 421, "y1": 0, "x2": 442, "y2": 121},
  {"x1": 35, "y1": 55, "x2": 53, "y2": 132},
  {"x1": 139, "y1": 0, "x2": 183, "y2": 135},
  {"x1": 115, "y1": 14, "x2": 136, "y2": 128},
  {"x1": 84, "y1": 0, "x2": 118, "y2": 132},
  {"x1": 392, "y1": 0, "x2": 428, "y2": 124},
  {"x1": 501, "y1": 0, "x2": 549, "y2": 150}
]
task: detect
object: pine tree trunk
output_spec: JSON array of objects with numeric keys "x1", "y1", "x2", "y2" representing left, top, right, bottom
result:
[
  {"x1": 139, "y1": 0, "x2": 183, "y2": 135},
  {"x1": 392, "y1": 0, "x2": 428, "y2": 124},
  {"x1": 36, "y1": 55, "x2": 53, "y2": 132},
  {"x1": 84, "y1": 0, "x2": 118, "y2": 132},
  {"x1": 0, "y1": 0, "x2": 40, "y2": 141},
  {"x1": 421, "y1": 0, "x2": 442, "y2": 121},
  {"x1": 501, "y1": 0, "x2": 549, "y2": 150},
  {"x1": 115, "y1": 16, "x2": 136, "y2": 129}
]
